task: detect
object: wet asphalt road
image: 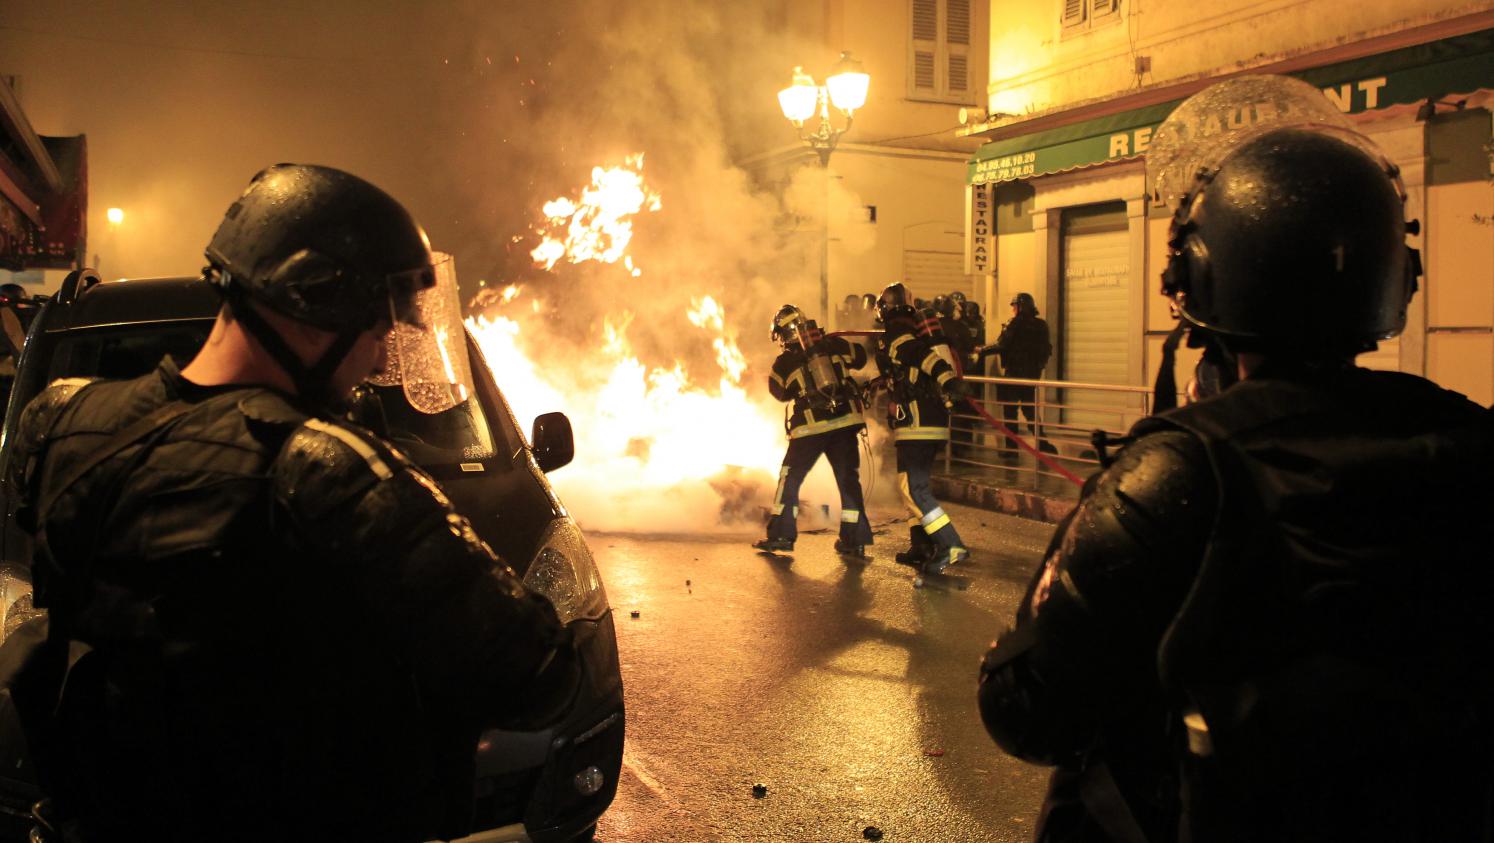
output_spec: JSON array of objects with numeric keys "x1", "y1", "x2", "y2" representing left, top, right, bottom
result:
[{"x1": 589, "y1": 502, "x2": 1055, "y2": 843}]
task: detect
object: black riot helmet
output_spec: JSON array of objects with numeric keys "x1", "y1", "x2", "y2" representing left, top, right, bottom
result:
[
  {"x1": 1161, "y1": 127, "x2": 1416, "y2": 356},
  {"x1": 203, "y1": 164, "x2": 437, "y2": 403},
  {"x1": 1010, "y1": 292, "x2": 1037, "y2": 316},
  {"x1": 877, "y1": 282, "x2": 917, "y2": 325},
  {"x1": 771, "y1": 304, "x2": 807, "y2": 347}
]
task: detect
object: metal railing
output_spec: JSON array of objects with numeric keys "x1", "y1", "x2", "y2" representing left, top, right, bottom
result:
[{"x1": 939, "y1": 375, "x2": 1176, "y2": 490}]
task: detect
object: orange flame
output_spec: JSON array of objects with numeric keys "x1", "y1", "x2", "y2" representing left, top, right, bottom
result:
[{"x1": 530, "y1": 153, "x2": 661, "y2": 276}]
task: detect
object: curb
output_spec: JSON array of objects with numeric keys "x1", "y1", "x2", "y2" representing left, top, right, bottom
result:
[{"x1": 931, "y1": 474, "x2": 1078, "y2": 525}]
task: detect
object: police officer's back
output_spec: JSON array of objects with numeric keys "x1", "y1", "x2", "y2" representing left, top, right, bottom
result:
[
  {"x1": 8, "y1": 165, "x2": 577, "y2": 842},
  {"x1": 977, "y1": 78, "x2": 1494, "y2": 842}
]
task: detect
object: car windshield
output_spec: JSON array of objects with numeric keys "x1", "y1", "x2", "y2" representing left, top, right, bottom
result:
[{"x1": 41, "y1": 325, "x2": 514, "y2": 466}]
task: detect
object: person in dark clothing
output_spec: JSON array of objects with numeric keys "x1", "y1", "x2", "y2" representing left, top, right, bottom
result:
[
  {"x1": 977, "y1": 292, "x2": 1052, "y2": 452},
  {"x1": 754, "y1": 304, "x2": 874, "y2": 557},
  {"x1": 874, "y1": 283, "x2": 972, "y2": 574},
  {"x1": 978, "y1": 77, "x2": 1494, "y2": 843},
  {"x1": 6, "y1": 164, "x2": 578, "y2": 843}
]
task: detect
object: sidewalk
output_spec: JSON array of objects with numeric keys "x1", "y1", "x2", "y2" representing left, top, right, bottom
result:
[{"x1": 932, "y1": 453, "x2": 1086, "y2": 525}]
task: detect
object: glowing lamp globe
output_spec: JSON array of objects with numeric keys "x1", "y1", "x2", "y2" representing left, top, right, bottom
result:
[
  {"x1": 106, "y1": 207, "x2": 125, "y2": 225},
  {"x1": 826, "y1": 52, "x2": 869, "y2": 114},
  {"x1": 777, "y1": 66, "x2": 819, "y2": 125}
]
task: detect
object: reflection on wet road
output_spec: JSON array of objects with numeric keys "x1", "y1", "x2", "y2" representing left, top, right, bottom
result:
[{"x1": 593, "y1": 502, "x2": 1053, "y2": 842}]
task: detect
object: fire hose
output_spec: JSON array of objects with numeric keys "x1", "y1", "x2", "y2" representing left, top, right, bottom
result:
[
  {"x1": 826, "y1": 330, "x2": 1085, "y2": 488},
  {"x1": 958, "y1": 397, "x2": 1085, "y2": 487}
]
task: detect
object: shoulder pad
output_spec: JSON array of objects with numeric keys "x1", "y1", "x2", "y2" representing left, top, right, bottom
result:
[
  {"x1": 273, "y1": 419, "x2": 406, "y2": 519},
  {"x1": 13, "y1": 377, "x2": 96, "y2": 457},
  {"x1": 237, "y1": 390, "x2": 307, "y2": 428}
]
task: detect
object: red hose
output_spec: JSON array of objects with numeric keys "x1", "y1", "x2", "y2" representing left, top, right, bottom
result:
[{"x1": 961, "y1": 398, "x2": 1085, "y2": 486}]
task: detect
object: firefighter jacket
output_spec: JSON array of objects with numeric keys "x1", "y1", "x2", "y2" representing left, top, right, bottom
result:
[
  {"x1": 7, "y1": 358, "x2": 577, "y2": 843},
  {"x1": 768, "y1": 337, "x2": 868, "y2": 439},
  {"x1": 978, "y1": 364, "x2": 1494, "y2": 843},
  {"x1": 876, "y1": 323, "x2": 959, "y2": 441}
]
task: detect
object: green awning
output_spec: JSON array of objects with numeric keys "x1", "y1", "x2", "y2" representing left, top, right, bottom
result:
[{"x1": 969, "y1": 27, "x2": 1494, "y2": 184}]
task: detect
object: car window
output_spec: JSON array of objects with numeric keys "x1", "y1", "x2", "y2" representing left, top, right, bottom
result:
[
  {"x1": 48, "y1": 323, "x2": 213, "y2": 383},
  {"x1": 358, "y1": 385, "x2": 499, "y2": 464}
]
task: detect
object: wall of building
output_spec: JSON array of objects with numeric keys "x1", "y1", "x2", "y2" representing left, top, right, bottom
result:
[
  {"x1": 970, "y1": 3, "x2": 1494, "y2": 411},
  {"x1": 987, "y1": 0, "x2": 1494, "y2": 117}
]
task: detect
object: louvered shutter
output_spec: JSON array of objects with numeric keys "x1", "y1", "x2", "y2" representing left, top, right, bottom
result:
[
  {"x1": 903, "y1": 249, "x2": 975, "y2": 305},
  {"x1": 912, "y1": 0, "x2": 938, "y2": 92},
  {"x1": 1062, "y1": 0, "x2": 1087, "y2": 28},
  {"x1": 1091, "y1": 0, "x2": 1120, "y2": 22},
  {"x1": 946, "y1": 0, "x2": 971, "y2": 96}
]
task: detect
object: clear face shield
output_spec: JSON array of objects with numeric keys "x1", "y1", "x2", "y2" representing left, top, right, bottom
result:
[
  {"x1": 1147, "y1": 75, "x2": 1391, "y2": 207},
  {"x1": 369, "y1": 252, "x2": 476, "y2": 415}
]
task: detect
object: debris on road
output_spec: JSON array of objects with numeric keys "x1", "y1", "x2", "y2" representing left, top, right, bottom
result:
[
  {"x1": 863, "y1": 826, "x2": 884, "y2": 841},
  {"x1": 752, "y1": 783, "x2": 768, "y2": 798},
  {"x1": 630, "y1": 610, "x2": 641, "y2": 619},
  {"x1": 913, "y1": 576, "x2": 925, "y2": 588}
]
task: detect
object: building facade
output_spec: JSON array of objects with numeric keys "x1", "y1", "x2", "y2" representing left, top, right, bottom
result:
[
  {"x1": 964, "y1": 0, "x2": 1494, "y2": 411},
  {"x1": 744, "y1": 0, "x2": 993, "y2": 330}
]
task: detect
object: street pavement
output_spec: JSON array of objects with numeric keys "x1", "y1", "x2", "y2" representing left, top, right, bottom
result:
[{"x1": 590, "y1": 502, "x2": 1055, "y2": 842}]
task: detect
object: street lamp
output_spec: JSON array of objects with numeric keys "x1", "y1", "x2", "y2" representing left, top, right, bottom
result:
[
  {"x1": 777, "y1": 52, "x2": 870, "y2": 326},
  {"x1": 777, "y1": 51, "x2": 869, "y2": 167}
]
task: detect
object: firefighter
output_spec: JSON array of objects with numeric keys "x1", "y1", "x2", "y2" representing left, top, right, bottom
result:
[
  {"x1": 875, "y1": 283, "x2": 972, "y2": 574},
  {"x1": 978, "y1": 77, "x2": 1494, "y2": 842},
  {"x1": 753, "y1": 304, "x2": 875, "y2": 557},
  {"x1": 5, "y1": 164, "x2": 577, "y2": 842}
]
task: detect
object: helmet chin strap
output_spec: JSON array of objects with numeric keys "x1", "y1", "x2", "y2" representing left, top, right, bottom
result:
[{"x1": 225, "y1": 286, "x2": 364, "y2": 409}]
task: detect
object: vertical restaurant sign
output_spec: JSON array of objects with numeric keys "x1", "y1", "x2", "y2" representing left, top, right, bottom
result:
[{"x1": 967, "y1": 182, "x2": 993, "y2": 275}]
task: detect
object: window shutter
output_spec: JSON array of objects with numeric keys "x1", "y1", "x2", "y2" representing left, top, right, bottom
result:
[
  {"x1": 947, "y1": 0, "x2": 970, "y2": 44},
  {"x1": 913, "y1": 0, "x2": 939, "y2": 40},
  {"x1": 1091, "y1": 0, "x2": 1120, "y2": 21},
  {"x1": 945, "y1": 0, "x2": 971, "y2": 96},
  {"x1": 914, "y1": 52, "x2": 937, "y2": 90},
  {"x1": 1062, "y1": 0, "x2": 1087, "y2": 27},
  {"x1": 911, "y1": 0, "x2": 939, "y2": 91}
]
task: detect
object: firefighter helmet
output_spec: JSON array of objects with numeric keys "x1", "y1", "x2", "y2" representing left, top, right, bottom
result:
[
  {"x1": 772, "y1": 304, "x2": 807, "y2": 346},
  {"x1": 877, "y1": 282, "x2": 917, "y2": 324}
]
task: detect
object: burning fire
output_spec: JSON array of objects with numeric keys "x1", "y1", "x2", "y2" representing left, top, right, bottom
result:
[
  {"x1": 465, "y1": 156, "x2": 806, "y2": 532},
  {"x1": 530, "y1": 153, "x2": 662, "y2": 277}
]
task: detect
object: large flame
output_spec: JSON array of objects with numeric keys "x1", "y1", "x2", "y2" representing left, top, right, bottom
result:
[
  {"x1": 465, "y1": 156, "x2": 820, "y2": 533},
  {"x1": 530, "y1": 153, "x2": 662, "y2": 277}
]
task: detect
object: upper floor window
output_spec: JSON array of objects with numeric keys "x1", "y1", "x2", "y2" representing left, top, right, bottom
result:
[
  {"x1": 1062, "y1": 0, "x2": 1121, "y2": 34},
  {"x1": 909, "y1": 0, "x2": 976, "y2": 104}
]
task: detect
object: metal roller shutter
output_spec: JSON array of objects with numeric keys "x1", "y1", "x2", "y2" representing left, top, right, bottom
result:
[
  {"x1": 1060, "y1": 202, "x2": 1130, "y2": 430},
  {"x1": 903, "y1": 248, "x2": 974, "y2": 304}
]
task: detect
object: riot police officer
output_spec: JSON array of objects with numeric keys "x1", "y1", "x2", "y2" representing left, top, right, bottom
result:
[
  {"x1": 7, "y1": 164, "x2": 578, "y2": 842},
  {"x1": 875, "y1": 283, "x2": 971, "y2": 574},
  {"x1": 977, "y1": 292, "x2": 1053, "y2": 453},
  {"x1": 754, "y1": 304, "x2": 874, "y2": 557},
  {"x1": 978, "y1": 77, "x2": 1494, "y2": 842}
]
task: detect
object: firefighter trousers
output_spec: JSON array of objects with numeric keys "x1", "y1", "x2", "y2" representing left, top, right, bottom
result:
[
  {"x1": 765, "y1": 425, "x2": 873, "y2": 545},
  {"x1": 894, "y1": 440, "x2": 964, "y2": 553}
]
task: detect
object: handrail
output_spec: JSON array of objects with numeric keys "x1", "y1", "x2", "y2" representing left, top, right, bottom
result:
[{"x1": 964, "y1": 373, "x2": 1156, "y2": 395}]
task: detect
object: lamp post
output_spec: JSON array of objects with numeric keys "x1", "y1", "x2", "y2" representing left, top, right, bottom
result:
[{"x1": 778, "y1": 52, "x2": 869, "y2": 322}]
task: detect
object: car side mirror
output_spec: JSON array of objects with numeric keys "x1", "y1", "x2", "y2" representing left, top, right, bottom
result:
[{"x1": 531, "y1": 411, "x2": 574, "y2": 473}]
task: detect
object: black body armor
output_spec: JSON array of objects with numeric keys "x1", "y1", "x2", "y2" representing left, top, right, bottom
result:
[
  {"x1": 980, "y1": 366, "x2": 1494, "y2": 842},
  {"x1": 9, "y1": 360, "x2": 572, "y2": 842}
]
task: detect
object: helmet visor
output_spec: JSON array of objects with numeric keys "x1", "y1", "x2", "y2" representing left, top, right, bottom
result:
[
  {"x1": 368, "y1": 252, "x2": 477, "y2": 415},
  {"x1": 1148, "y1": 75, "x2": 1372, "y2": 205}
]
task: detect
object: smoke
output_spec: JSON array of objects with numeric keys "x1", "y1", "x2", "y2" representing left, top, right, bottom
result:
[{"x1": 0, "y1": 0, "x2": 889, "y2": 534}]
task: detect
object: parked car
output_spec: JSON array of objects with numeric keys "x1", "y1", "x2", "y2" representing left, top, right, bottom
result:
[{"x1": 0, "y1": 270, "x2": 622, "y2": 843}]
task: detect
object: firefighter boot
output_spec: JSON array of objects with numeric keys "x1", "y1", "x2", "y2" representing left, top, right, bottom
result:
[{"x1": 894, "y1": 526, "x2": 933, "y2": 567}]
